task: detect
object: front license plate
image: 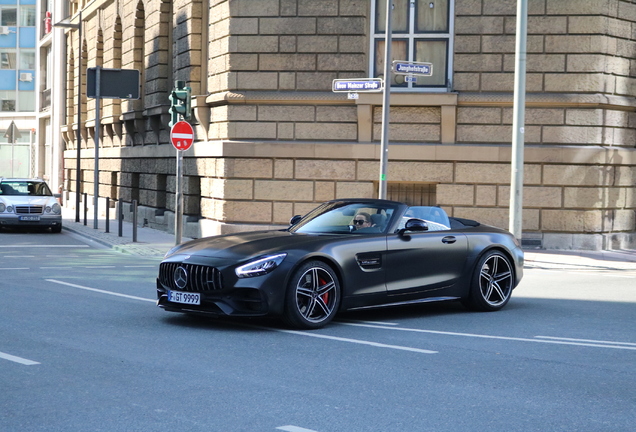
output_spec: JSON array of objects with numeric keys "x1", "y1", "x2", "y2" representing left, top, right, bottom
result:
[
  {"x1": 19, "y1": 215, "x2": 40, "y2": 221},
  {"x1": 168, "y1": 290, "x2": 200, "y2": 305}
]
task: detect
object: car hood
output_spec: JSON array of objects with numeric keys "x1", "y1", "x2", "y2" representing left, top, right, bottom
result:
[
  {"x1": 1, "y1": 196, "x2": 55, "y2": 205},
  {"x1": 166, "y1": 230, "x2": 328, "y2": 261}
]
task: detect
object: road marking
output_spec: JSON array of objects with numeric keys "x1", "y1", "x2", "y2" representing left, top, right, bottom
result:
[
  {"x1": 277, "y1": 426, "x2": 319, "y2": 432},
  {"x1": 0, "y1": 267, "x2": 30, "y2": 270},
  {"x1": 344, "y1": 320, "x2": 399, "y2": 326},
  {"x1": 341, "y1": 322, "x2": 636, "y2": 351},
  {"x1": 0, "y1": 245, "x2": 88, "y2": 248},
  {"x1": 0, "y1": 351, "x2": 40, "y2": 366},
  {"x1": 536, "y1": 336, "x2": 636, "y2": 347},
  {"x1": 84, "y1": 266, "x2": 117, "y2": 269},
  {"x1": 39, "y1": 267, "x2": 74, "y2": 270},
  {"x1": 275, "y1": 329, "x2": 437, "y2": 354},
  {"x1": 2, "y1": 255, "x2": 35, "y2": 258},
  {"x1": 46, "y1": 279, "x2": 155, "y2": 303}
]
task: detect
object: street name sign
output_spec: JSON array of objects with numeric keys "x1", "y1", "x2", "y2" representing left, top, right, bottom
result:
[
  {"x1": 87, "y1": 67, "x2": 140, "y2": 99},
  {"x1": 392, "y1": 61, "x2": 433, "y2": 76},
  {"x1": 332, "y1": 78, "x2": 384, "y2": 93},
  {"x1": 170, "y1": 121, "x2": 194, "y2": 151}
]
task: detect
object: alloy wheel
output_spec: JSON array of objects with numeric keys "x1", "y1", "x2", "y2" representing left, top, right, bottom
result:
[
  {"x1": 295, "y1": 266, "x2": 338, "y2": 324},
  {"x1": 479, "y1": 253, "x2": 513, "y2": 306}
]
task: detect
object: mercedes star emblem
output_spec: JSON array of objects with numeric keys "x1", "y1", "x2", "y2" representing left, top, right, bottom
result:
[{"x1": 174, "y1": 266, "x2": 188, "y2": 289}]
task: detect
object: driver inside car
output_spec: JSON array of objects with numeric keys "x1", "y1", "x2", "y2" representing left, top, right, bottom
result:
[{"x1": 352, "y1": 212, "x2": 372, "y2": 230}]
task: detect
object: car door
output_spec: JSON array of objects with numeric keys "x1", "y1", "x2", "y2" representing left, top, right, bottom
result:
[{"x1": 384, "y1": 230, "x2": 468, "y2": 296}]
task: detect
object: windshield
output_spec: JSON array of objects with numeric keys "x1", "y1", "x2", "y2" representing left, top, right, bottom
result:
[
  {"x1": 397, "y1": 206, "x2": 451, "y2": 232},
  {"x1": 290, "y1": 201, "x2": 398, "y2": 234},
  {"x1": 0, "y1": 181, "x2": 53, "y2": 197}
]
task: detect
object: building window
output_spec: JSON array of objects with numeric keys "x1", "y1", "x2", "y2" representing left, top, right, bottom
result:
[
  {"x1": 1, "y1": 50, "x2": 16, "y2": 69},
  {"x1": 386, "y1": 182, "x2": 437, "y2": 206},
  {"x1": 18, "y1": 91, "x2": 35, "y2": 111},
  {"x1": 0, "y1": 7, "x2": 17, "y2": 26},
  {"x1": 20, "y1": 6, "x2": 36, "y2": 27},
  {"x1": 0, "y1": 90, "x2": 16, "y2": 111},
  {"x1": 19, "y1": 49, "x2": 35, "y2": 69},
  {"x1": 370, "y1": 0, "x2": 453, "y2": 90}
]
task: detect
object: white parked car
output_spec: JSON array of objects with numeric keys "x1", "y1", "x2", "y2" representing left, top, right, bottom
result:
[{"x1": 0, "y1": 178, "x2": 62, "y2": 233}]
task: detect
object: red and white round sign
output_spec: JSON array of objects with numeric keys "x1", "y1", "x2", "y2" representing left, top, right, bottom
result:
[{"x1": 170, "y1": 121, "x2": 194, "y2": 151}]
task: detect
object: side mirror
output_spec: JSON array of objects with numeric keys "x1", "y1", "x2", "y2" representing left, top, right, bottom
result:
[
  {"x1": 405, "y1": 218, "x2": 428, "y2": 232},
  {"x1": 289, "y1": 215, "x2": 302, "y2": 226},
  {"x1": 399, "y1": 218, "x2": 429, "y2": 236}
]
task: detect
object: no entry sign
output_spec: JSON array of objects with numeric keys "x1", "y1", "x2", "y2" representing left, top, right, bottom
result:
[{"x1": 170, "y1": 121, "x2": 194, "y2": 151}]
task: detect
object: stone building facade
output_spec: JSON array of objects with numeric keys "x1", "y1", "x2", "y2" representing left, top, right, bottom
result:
[{"x1": 60, "y1": 0, "x2": 636, "y2": 250}]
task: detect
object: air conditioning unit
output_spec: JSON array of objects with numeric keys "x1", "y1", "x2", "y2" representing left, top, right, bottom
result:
[
  {"x1": 0, "y1": 26, "x2": 13, "y2": 36},
  {"x1": 19, "y1": 72, "x2": 33, "y2": 82}
]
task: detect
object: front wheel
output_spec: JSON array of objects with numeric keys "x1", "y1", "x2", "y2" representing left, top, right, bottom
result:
[
  {"x1": 283, "y1": 261, "x2": 340, "y2": 329},
  {"x1": 464, "y1": 250, "x2": 514, "y2": 312}
]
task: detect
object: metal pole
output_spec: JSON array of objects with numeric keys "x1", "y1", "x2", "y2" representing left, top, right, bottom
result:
[
  {"x1": 83, "y1": 192, "x2": 87, "y2": 225},
  {"x1": 105, "y1": 197, "x2": 110, "y2": 233},
  {"x1": 509, "y1": 0, "x2": 528, "y2": 240},
  {"x1": 93, "y1": 66, "x2": 101, "y2": 229},
  {"x1": 132, "y1": 199, "x2": 138, "y2": 243},
  {"x1": 378, "y1": 0, "x2": 394, "y2": 199},
  {"x1": 118, "y1": 197, "x2": 123, "y2": 237},
  {"x1": 175, "y1": 149, "x2": 183, "y2": 245},
  {"x1": 75, "y1": 11, "x2": 82, "y2": 223},
  {"x1": 10, "y1": 133, "x2": 14, "y2": 178}
]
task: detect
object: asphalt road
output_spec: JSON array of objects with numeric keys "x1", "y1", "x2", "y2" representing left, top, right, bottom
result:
[{"x1": 1, "y1": 230, "x2": 635, "y2": 432}]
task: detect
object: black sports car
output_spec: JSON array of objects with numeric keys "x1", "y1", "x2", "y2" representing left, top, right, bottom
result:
[{"x1": 157, "y1": 199, "x2": 524, "y2": 329}]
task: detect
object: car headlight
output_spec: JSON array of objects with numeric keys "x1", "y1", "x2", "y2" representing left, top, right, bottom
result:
[
  {"x1": 51, "y1": 203, "x2": 61, "y2": 214},
  {"x1": 6, "y1": 205, "x2": 13, "y2": 213},
  {"x1": 235, "y1": 253, "x2": 287, "y2": 278},
  {"x1": 0, "y1": 203, "x2": 5, "y2": 212}
]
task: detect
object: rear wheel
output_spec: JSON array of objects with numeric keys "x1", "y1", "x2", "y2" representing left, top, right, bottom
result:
[
  {"x1": 283, "y1": 261, "x2": 340, "y2": 329},
  {"x1": 464, "y1": 250, "x2": 513, "y2": 311}
]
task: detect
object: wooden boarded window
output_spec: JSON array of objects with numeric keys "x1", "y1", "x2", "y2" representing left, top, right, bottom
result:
[{"x1": 386, "y1": 182, "x2": 436, "y2": 206}]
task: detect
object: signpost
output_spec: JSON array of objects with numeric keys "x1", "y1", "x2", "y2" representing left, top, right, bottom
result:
[
  {"x1": 392, "y1": 60, "x2": 433, "y2": 77},
  {"x1": 86, "y1": 66, "x2": 140, "y2": 229},
  {"x1": 3, "y1": 121, "x2": 21, "y2": 177},
  {"x1": 170, "y1": 120, "x2": 194, "y2": 151},
  {"x1": 332, "y1": 78, "x2": 384, "y2": 93},
  {"x1": 170, "y1": 121, "x2": 194, "y2": 245}
]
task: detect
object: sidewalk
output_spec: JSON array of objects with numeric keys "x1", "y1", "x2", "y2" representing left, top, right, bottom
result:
[
  {"x1": 61, "y1": 206, "x2": 636, "y2": 269},
  {"x1": 61, "y1": 206, "x2": 190, "y2": 258}
]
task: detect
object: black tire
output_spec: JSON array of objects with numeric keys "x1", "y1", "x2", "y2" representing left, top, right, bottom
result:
[
  {"x1": 464, "y1": 250, "x2": 514, "y2": 312},
  {"x1": 51, "y1": 225, "x2": 62, "y2": 233},
  {"x1": 283, "y1": 260, "x2": 341, "y2": 329}
]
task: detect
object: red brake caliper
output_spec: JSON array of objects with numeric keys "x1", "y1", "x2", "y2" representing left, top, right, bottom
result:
[{"x1": 319, "y1": 277, "x2": 329, "y2": 304}]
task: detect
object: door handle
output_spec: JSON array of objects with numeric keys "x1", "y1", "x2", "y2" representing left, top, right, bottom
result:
[{"x1": 442, "y1": 236, "x2": 456, "y2": 244}]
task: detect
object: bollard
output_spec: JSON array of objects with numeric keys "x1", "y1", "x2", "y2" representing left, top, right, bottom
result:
[
  {"x1": 132, "y1": 199, "x2": 138, "y2": 243},
  {"x1": 105, "y1": 197, "x2": 110, "y2": 233},
  {"x1": 118, "y1": 198, "x2": 123, "y2": 237},
  {"x1": 83, "y1": 193, "x2": 88, "y2": 226}
]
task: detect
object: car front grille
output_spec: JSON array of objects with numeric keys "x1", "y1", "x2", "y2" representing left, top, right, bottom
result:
[
  {"x1": 159, "y1": 262, "x2": 224, "y2": 292},
  {"x1": 15, "y1": 206, "x2": 44, "y2": 214}
]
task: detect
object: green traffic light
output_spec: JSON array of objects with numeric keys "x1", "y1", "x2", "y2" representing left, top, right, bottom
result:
[{"x1": 168, "y1": 84, "x2": 192, "y2": 126}]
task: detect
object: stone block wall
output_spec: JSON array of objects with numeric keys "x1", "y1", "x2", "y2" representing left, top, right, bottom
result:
[{"x1": 61, "y1": 0, "x2": 636, "y2": 250}]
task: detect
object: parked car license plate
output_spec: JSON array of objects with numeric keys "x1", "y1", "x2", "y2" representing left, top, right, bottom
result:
[
  {"x1": 19, "y1": 215, "x2": 40, "y2": 221},
  {"x1": 168, "y1": 290, "x2": 200, "y2": 305}
]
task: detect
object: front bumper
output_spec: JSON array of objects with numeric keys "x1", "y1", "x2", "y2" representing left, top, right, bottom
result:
[
  {"x1": 0, "y1": 214, "x2": 62, "y2": 228},
  {"x1": 156, "y1": 282, "x2": 272, "y2": 317}
]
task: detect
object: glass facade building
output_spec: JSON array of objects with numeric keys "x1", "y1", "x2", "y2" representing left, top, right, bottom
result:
[{"x1": 0, "y1": 0, "x2": 37, "y2": 179}]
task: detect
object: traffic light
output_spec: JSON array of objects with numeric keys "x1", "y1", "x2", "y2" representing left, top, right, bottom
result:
[{"x1": 169, "y1": 80, "x2": 191, "y2": 126}]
